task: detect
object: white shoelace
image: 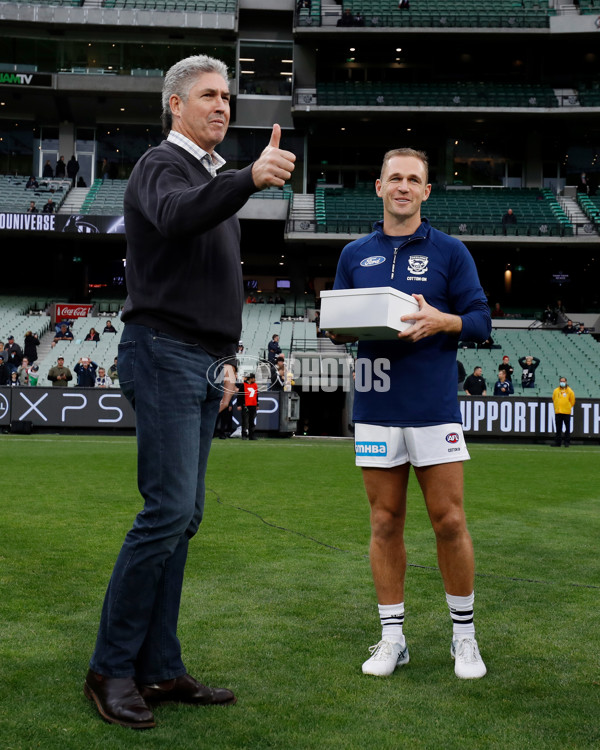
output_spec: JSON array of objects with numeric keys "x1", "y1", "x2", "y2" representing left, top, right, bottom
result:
[{"x1": 454, "y1": 638, "x2": 480, "y2": 663}]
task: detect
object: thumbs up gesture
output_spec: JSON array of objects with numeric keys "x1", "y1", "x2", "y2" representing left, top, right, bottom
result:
[{"x1": 252, "y1": 123, "x2": 296, "y2": 189}]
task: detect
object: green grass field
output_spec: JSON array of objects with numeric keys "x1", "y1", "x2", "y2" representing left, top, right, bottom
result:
[{"x1": 1, "y1": 435, "x2": 598, "y2": 749}]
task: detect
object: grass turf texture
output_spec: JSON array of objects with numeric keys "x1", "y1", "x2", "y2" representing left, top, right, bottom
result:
[{"x1": 0, "y1": 435, "x2": 598, "y2": 750}]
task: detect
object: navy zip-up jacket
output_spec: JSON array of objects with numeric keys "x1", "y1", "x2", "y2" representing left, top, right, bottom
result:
[{"x1": 333, "y1": 219, "x2": 491, "y2": 426}]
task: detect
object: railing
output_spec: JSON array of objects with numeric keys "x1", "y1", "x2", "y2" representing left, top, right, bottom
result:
[
  {"x1": 296, "y1": 11, "x2": 551, "y2": 29},
  {"x1": 287, "y1": 217, "x2": 597, "y2": 237}
]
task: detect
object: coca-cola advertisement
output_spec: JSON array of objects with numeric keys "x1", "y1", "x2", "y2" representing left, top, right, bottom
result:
[{"x1": 55, "y1": 303, "x2": 93, "y2": 324}]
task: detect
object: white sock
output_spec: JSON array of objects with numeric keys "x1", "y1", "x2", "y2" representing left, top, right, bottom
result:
[
  {"x1": 446, "y1": 592, "x2": 476, "y2": 639},
  {"x1": 378, "y1": 602, "x2": 405, "y2": 643}
]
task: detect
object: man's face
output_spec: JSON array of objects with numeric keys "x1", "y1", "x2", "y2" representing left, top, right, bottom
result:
[
  {"x1": 58, "y1": 358, "x2": 64, "y2": 366},
  {"x1": 474, "y1": 368, "x2": 482, "y2": 377},
  {"x1": 376, "y1": 155, "x2": 431, "y2": 225},
  {"x1": 170, "y1": 71, "x2": 231, "y2": 152},
  {"x1": 498, "y1": 370, "x2": 506, "y2": 381},
  {"x1": 99, "y1": 368, "x2": 105, "y2": 377}
]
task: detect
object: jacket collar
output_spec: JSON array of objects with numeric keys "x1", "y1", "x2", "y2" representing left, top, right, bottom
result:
[{"x1": 373, "y1": 217, "x2": 432, "y2": 242}]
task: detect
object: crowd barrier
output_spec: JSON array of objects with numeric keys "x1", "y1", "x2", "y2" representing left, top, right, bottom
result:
[{"x1": 0, "y1": 387, "x2": 287, "y2": 432}]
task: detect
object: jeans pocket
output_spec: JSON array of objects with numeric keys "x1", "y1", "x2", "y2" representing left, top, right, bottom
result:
[{"x1": 117, "y1": 340, "x2": 135, "y2": 403}]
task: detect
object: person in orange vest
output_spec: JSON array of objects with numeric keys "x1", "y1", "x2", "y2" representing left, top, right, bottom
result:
[
  {"x1": 552, "y1": 376, "x2": 576, "y2": 447},
  {"x1": 243, "y1": 373, "x2": 259, "y2": 440}
]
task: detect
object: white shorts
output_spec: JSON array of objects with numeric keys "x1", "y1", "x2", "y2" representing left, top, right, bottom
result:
[{"x1": 354, "y1": 423, "x2": 470, "y2": 468}]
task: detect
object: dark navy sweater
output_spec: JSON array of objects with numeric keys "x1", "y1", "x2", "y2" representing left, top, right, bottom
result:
[
  {"x1": 333, "y1": 220, "x2": 491, "y2": 426},
  {"x1": 121, "y1": 140, "x2": 257, "y2": 358}
]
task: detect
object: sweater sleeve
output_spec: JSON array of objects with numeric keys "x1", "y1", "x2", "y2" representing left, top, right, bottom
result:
[
  {"x1": 129, "y1": 145, "x2": 258, "y2": 239},
  {"x1": 447, "y1": 243, "x2": 491, "y2": 343}
]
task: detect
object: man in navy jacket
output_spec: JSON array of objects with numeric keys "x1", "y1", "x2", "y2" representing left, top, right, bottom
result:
[{"x1": 330, "y1": 148, "x2": 490, "y2": 681}]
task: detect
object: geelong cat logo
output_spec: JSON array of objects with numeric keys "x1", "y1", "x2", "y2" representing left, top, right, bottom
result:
[
  {"x1": 360, "y1": 255, "x2": 386, "y2": 267},
  {"x1": 407, "y1": 255, "x2": 428, "y2": 275}
]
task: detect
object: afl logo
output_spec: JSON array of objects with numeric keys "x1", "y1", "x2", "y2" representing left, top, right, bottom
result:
[
  {"x1": 360, "y1": 255, "x2": 386, "y2": 268},
  {"x1": 445, "y1": 432, "x2": 460, "y2": 444}
]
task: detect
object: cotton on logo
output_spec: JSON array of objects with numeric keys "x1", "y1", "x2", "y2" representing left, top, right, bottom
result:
[{"x1": 445, "y1": 432, "x2": 460, "y2": 444}]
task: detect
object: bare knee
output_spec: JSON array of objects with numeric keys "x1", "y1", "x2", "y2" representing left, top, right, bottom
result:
[
  {"x1": 430, "y1": 506, "x2": 467, "y2": 543},
  {"x1": 370, "y1": 504, "x2": 405, "y2": 542}
]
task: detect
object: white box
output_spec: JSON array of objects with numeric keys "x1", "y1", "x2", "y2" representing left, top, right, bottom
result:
[{"x1": 319, "y1": 287, "x2": 419, "y2": 340}]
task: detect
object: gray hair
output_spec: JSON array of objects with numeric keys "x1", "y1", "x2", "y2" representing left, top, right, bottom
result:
[
  {"x1": 380, "y1": 148, "x2": 429, "y2": 182},
  {"x1": 161, "y1": 55, "x2": 229, "y2": 135}
]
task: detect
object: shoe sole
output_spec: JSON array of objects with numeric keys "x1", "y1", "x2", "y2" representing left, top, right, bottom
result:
[
  {"x1": 142, "y1": 694, "x2": 238, "y2": 707},
  {"x1": 84, "y1": 682, "x2": 156, "y2": 730}
]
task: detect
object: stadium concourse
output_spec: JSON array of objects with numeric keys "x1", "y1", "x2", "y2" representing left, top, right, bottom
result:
[{"x1": 1, "y1": 0, "x2": 600, "y2": 433}]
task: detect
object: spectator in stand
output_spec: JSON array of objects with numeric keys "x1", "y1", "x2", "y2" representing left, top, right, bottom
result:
[
  {"x1": 95, "y1": 367, "x2": 113, "y2": 388},
  {"x1": 67, "y1": 155, "x2": 80, "y2": 186},
  {"x1": 552, "y1": 376, "x2": 576, "y2": 447},
  {"x1": 47, "y1": 356, "x2": 72, "y2": 386},
  {"x1": 267, "y1": 333, "x2": 282, "y2": 364},
  {"x1": 17, "y1": 358, "x2": 31, "y2": 386},
  {"x1": 43, "y1": 198, "x2": 55, "y2": 214},
  {"x1": 9, "y1": 371, "x2": 19, "y2": 387},
  {"x1": 28, "y1": 364, "x2": 40, "y2": 387},
  {"x1": 493, "y1": 369, "x2": 514, "y2": 397},
  {"x1": 270, "y1": 355, "x2": 285, "y2": 391},
  {"x1": 108, "y1": 356, "x2": 118, "y2": 382},
  {"x1": 576, "y1": 172, "x2": 590, "y2": 195},
  {"x1": 42, "y1": 160, "x2": 54, "y2": 178},
  {"x1": 74, "y1": 357, "x2": 98, "y2": 387},
  {"x1": 399, "y1": 0, "x2": 410, "y2": 8},
  {"x1": 27, "y1": 201, "x2": 38, "y2": 213},
  {"x1": 491, "y1": 302, "x2": 505, "y2": 319},
  {"x1": 100, "y1": 157, "x2": 110, "y2": 181},
  {"x1": 498, "y1": 354, "x2": 514, "y2": 381},
  {"x1": 457, "y1": 360, "x2": 466, "y2": 390},
  {"x1": 26, "y1": 176, "x2": 39, "y2": 189},
  {"x1": 55, "y1": 155, "x2": 67, "y2": 178},
  {"x1": 102, "y1": 320, "x2": 118, "y2": 335},
  {"x1": 85, "y1": 327, "x2": 100, "y2": 342},
  {"x1": 577, "y1": 322, "x2": 588, "y2": 335},
  {"x1": 502, "y1": 208, "x2": 517, "y2": 233},
  {"x1": 5, "y1": 335, "x2": 23, "y2": 374},
  {"x1": 555, "y1": 299, "x2": 566, "y2": 318},
  {"x1": 246, "y1": 293, "x2": 256, "y2": 303},
  {"x1": 337, "y1": 8, "x2": 356, "y2": 25},
  {"x1": 562, "y1": 319, "x2": 577, "y2": 334},
  {"x1": 463, "y1": 366, "x2": 487, "y2": 396},
  {"x1": 518, "y1": 354, "x2": 540, "y2": 389},
  {"x1": 52, "y1": 323, "x2": 74, "y2": 347},
  {"x1": 0, "y1": 342, "x2": 8, "y2": 385},
  {"x1": 541, "y1": 304, "x2": 557, "y2": 325},
  {"x1": 24, "y1": 330, "x2": 40, "y2": 363}
]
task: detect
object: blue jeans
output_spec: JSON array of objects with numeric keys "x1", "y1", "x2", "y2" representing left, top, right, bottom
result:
[{"x1": 90, "y1": 324, "x2": 222, "y2": 682}]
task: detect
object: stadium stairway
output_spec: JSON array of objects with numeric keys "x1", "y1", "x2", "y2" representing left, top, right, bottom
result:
[
  {"x1": 557, "y1": 194, "x2": 596, "y2": 231},
  {"x1": 58, "y1": 187, "x2": 89, "y2": 214}
]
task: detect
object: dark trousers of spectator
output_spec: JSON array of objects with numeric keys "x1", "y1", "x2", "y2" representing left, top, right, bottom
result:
[
  {"x1": 242, "y1": 405, "x2": 257, "y2": 439},
  {"x1": 554, "y1": 413, "x2": 572, "y2": 446}
]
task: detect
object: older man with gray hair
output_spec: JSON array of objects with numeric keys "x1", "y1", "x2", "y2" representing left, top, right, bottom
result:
[{"x1": 84, "y1": 54, "x2": 295, "y2": 729}]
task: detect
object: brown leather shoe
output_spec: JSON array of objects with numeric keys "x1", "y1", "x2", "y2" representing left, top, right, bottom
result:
[
  {"x1": 84, "y1": 670, "x2": 156, "y2": 729},
  {"x1": 139, "y1": 673, "x2": 237, "y2": 706}
]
